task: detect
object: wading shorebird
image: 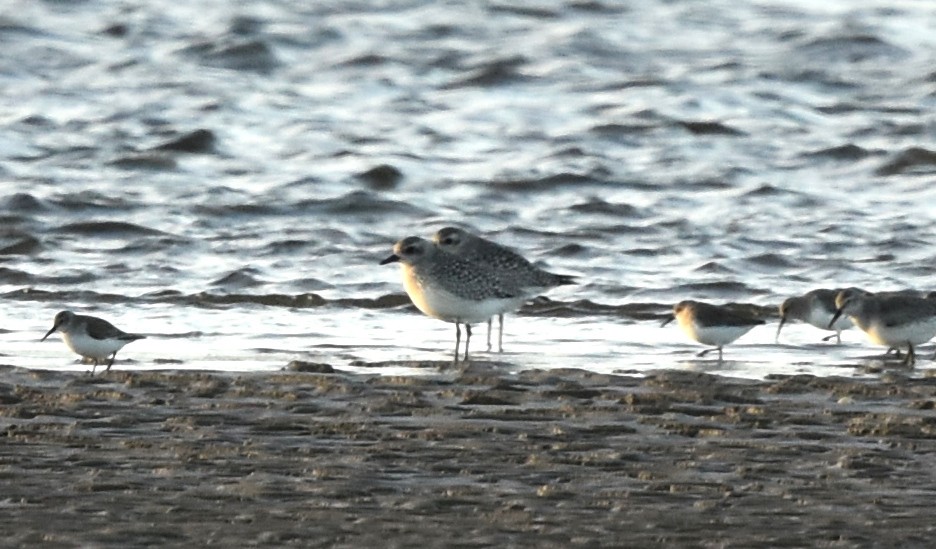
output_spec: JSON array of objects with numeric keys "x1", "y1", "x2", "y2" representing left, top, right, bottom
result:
[
  {"x1": 432, "y1": 226, "x2": 575, "y2": 353},
  {"x1": 380, "y1": 236, "x2": 525, "y2": 363},
  {"x1": 41, "y1": 310, "x2": 146, "y2": 374},
  {"x1": 663, "y1": 300, "x2": 764, "y2": 361},
  {"x1": 829, "y1": 288, "x2": 936, "y2": 367},
  {"x1": 776, "y1": 288, "x2": 861, "y2": 344}
]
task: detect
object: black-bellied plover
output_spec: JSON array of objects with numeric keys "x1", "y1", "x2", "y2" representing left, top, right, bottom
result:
[
  {"x1": 380, "y1": 236, "x2": 525, "y2": 362},
  {"x1": 432, "y1": 226, "x2": 575, "y2": 352},
  {"x1": 662, "y1": 300, "x2": 764, "y2": 361},
  {"x1": 776, "y1": 288, "x2": 859, "y2": 344},
  {"x1": 41, "y1": 310, "x2": 146, "y2": 374},
  {"x1": 829, "y1": 288, "x2": 936, "y2": 366}
]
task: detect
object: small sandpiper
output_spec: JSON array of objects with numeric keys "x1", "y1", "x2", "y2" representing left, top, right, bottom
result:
[
  {"x1": 41, "y1": 310, "x2": 146, "y2": 374},
  {"x1": 432, "y1": 226, "x2": 575, "y2": 353},
  {"x1": 776, "y1": 288, "x2": 859, "y2": 344},
  {"x1": 662, "y1": 300, "x2": 764, "y2": 361},
  {"x1": 380, "y1": 236, "x2": 525, "y2": 362},
  {"x1": 829, "y1": 288, "x2": 936, "y2": 366}
]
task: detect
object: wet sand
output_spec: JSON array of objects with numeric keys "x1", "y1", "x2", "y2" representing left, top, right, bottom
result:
[{"x1": 3, "y1": 362, "x2": 936, "y2": 547}]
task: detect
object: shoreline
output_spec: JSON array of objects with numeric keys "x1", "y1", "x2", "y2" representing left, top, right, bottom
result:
[{"x1": 3, "y1": 363, "x2": 936, "y2": 547}]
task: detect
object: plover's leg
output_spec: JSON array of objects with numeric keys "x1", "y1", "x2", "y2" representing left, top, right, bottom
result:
[
  {"x1": 497, "y1": 314, "x2": 504, "y2": 353},
  {"x1": 485, "y1": 318, "x2": 492, "y2": 352},
  {"x1": 464, "y1": 324, "x2": 472, "y2": 362},
  {"x1": 821, "y1": 333, "x2": 841, "y2": 343},
  {"x1": 106, "y1": 352, "x2": 117, "y2": 372},
  {"x1": 885, "y1": 347, "x2": 903, "y2": 358},
  {"x1": 697, "y1": 348, "x2": 712, "y2": 357},
  {"x1": 717, "y1": 346, "x2": 724, "y2": 362},
  {"x1": 90, "y1": 358, "x2": 98, "y2": 376}
]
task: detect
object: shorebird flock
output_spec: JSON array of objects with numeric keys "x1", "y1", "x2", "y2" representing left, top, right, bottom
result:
[
  {"x1": 380, "y1": 227, "x2": 936, "y2": 367},
  {"x1": 39, "y1": 226, "x2": 936, "y2": 372}
]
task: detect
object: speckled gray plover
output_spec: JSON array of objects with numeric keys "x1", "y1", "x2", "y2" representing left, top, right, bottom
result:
[
  {"x1": 380, "y1": 236, "x2": 525, "y2": 362},
  {"x1": 662, "y1": 300, "x2": 764, "y2": 361},
  {"x1": 41, "y1": 310, "x2": 146, "y2": 374},
  {"x1": 829, "y1": 288, "x2": 936, "y2": 366},
  {"x1": 776, "y1": 288, "x2": 859, "y2": 344},
  {"x1": 432, "y1": 226, "x2": 575, "y2": 352}
]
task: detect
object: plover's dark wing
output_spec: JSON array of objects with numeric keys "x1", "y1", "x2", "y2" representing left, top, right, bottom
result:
[
  {"x1": 450, "y1": 233, "x2": 575, "y2": 290},
  {"x1": 429, "y1": 253, "x2": 526, "y2": 301},
  {"x1": 487, "y1": 247, "x2": 575, "y2": 289},
  {"x1": 550, "y1": 272, "x2": 577, "y2": 286}
]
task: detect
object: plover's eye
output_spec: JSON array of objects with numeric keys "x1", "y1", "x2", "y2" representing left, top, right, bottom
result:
[
  {"x1": 404, "y1": 246, "x2": 417, "y2": 255},
  {"x1": 443, "y1": 237, "x2": 456, "y2": 245}
]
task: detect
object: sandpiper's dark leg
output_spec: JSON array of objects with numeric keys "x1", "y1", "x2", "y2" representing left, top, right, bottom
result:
[
  {"x1": 464, "y1": 324, "x2": 472, "y2": 362},
  {"x1": 885, "y1": 347, "x2": 903, "y2": 358},
  {"x1": 497, "y1": 314, "x2": 504, "y2": 353},
  {"x1": 90, "y1": 358, "x2": 98, "y2": 376},
  {"x1": 106, "y1": 352, "x2": 117, "y2": 372},
  {"x1": 485, "y1": 318, "x2": 492, "y2": 352},
  {"x1": 821, "y1": 333, "x2": 839, "y2": 343},
  {"x1": 697, "y1": 349, "x2": 712, "y2": 357},
  {"x1": 454, "y1": 323, "x2": 462, "y2": 363},
  {"x1": 903, "y1": 344, "x2": 916, "y2": 367},
  {"x1": 718, "y1": 346, "x2": 724, "y2": 361}
]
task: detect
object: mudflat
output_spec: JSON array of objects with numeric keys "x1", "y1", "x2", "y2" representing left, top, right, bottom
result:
[{"x1": 3, "y1": 362, "x2": 936, "y2": 548}]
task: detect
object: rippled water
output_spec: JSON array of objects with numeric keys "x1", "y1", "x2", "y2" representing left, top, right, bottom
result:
[{"x1": 3, "y1": 0, "x2": 936, "y2": 379}]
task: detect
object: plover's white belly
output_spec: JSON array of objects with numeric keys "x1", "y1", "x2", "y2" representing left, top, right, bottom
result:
[
  {"x1": 681, "y1": 321, "x2": 755, "y2": 347},
  {"x1": 863, "y1": 319, "x2": 936, "y2": 347},
  {"x1": 62, "y1": 332, "x2": 126, "y2": 360},
  {"x1": 404, "y1": 275, "x2": 521, "y2": 324}
]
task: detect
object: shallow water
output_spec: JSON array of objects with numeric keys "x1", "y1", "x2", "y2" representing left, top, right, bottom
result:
[{"x1": 2, "y1": 0, "x2": 936, "y2": 379}]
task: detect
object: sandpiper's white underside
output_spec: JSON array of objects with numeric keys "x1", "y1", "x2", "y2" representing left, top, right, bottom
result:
[
  {"x1": 805, "y1": 306, "x2": 852, "y2": 333},
  {"x1": 678, "y1": 318, "x2": 756, "y2": 348},
  {"x1": 402, "y1": 266, "x2": 524, "y2": 324},
  {"x1": 860, "y1": 318, "x2": 936, "y2": 348},
  {"x1": 62, "y1": 331, "x2": 131, "y2": 361}
]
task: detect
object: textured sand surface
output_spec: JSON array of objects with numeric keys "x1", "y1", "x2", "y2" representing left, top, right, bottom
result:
[{"x1": 3, "y1": 363, "x2": 936, "y2": 547}]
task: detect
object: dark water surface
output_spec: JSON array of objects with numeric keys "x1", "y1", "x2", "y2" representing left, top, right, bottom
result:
[{"x1": 3, "y1": 0, "x2": 936, "y2": 379}]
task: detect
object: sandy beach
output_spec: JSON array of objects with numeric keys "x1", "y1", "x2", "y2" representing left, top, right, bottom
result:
[
  {"x1": 3, "y1": 362, "x2": 936, "y2": 547},
  {"x1": 5, "y1": 3, "x2": 936, "y2": 546}
]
